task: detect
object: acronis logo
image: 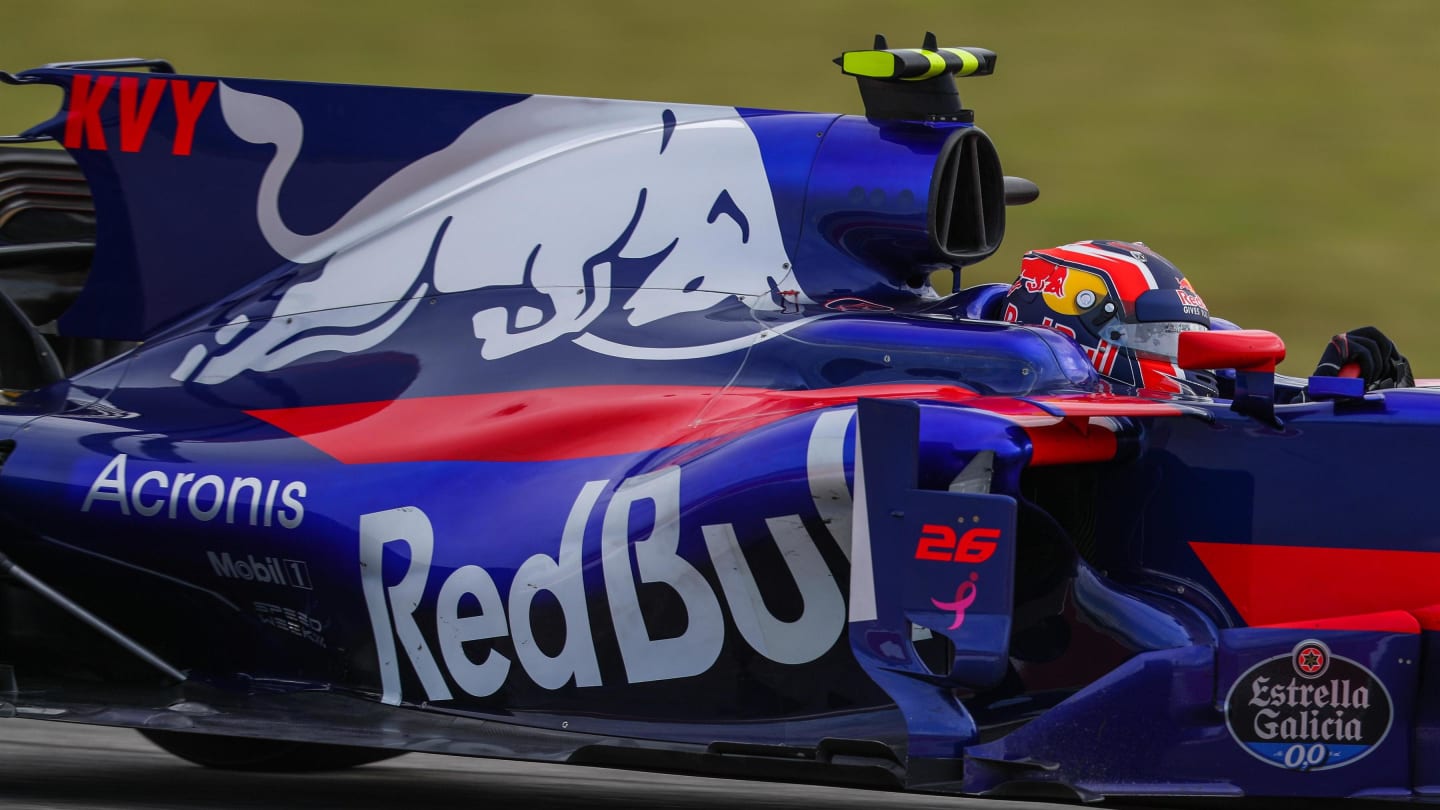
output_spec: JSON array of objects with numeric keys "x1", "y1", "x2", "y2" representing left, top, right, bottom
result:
[
  {"x1": 172, "y1": 87, "x2": 818, "y2": 385},
  {"x1": 82, "y1": 454, "x2": 306, "y2": 528}
]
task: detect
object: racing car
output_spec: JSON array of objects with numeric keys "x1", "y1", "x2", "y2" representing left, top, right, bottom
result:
[{"x1": 0, "y1": 34, "x2": 1434, "y2": 802}]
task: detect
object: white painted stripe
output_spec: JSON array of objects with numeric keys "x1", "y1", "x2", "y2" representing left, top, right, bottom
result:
[
  {"x1": 807, "y1": 409, "x2": 856, "y2": 561},
  {"x1": 1061, "y1": 242, "x2": 1159, "y2": 290},
  {"x1": 847, "y1": 420, "x2": 877, "y2": 624}
]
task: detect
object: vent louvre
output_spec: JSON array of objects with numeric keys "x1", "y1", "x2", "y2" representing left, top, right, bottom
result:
[{"x1": 0, "y1": 146, "x2": 95, "y2": 243}]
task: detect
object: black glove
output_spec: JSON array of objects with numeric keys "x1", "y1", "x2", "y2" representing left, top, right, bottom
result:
[{"x1": 1313, "y1": 326, "x2": 1414, "y2": 390}]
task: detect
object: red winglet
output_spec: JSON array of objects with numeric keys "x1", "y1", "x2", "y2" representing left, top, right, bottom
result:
[
  {"x1": 247, "y1": 382, "x2": 978, "y2": 464},
  {"x1": 1409, "y1": 604, "x2": 1440, "y2": 631}
]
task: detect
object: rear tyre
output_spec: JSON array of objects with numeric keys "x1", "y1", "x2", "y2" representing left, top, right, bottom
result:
[{"x1": 138, "y1": 729, "x2": 403, "y2": 772}]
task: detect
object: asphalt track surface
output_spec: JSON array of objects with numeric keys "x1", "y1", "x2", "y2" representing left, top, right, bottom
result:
[
  {"x1": 0, "y1": 718, "x2": 1089, "y2": 810},
  {"x1": 0, "y1": 718, "x2": 1415, "y2": 810}
]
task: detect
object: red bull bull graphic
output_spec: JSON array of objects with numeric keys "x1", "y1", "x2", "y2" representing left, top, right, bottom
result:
[{"x1": 167, "y1": 88, "x2": 817, "y2": 384}]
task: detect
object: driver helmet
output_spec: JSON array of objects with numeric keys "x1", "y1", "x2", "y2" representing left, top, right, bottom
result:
[{"x1": 1002, "y1": 240, "x2": 1212, "y2": 394}]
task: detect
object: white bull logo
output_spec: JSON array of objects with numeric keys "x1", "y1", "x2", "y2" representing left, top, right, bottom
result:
[{"x1": 172, "y1": 84, "x2": 813, "y2": 384}]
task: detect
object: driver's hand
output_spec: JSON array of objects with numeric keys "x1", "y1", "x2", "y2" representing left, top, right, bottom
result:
[{"x1": 1313, "y1": 326, "x2": 1414, "y2": 390}]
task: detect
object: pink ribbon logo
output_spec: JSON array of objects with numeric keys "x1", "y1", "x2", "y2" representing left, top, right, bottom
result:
[{"x1": 932, "y1": 572, "x2": 980, "y2": 630}]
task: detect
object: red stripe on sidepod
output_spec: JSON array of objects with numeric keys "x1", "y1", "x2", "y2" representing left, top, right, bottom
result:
[
  {"x1": 1191, "y1": 541, "x2": 1440, "y2": 629},
  {"x1": 246, "y1": 383, "x2": 978, "y2": 464},
  {"x1": 1262, "y1": 609, "x2": 1419, "y2": 635},
  {"x1": 962, "y1": 394, "x2": 1185, "y2": 466}
]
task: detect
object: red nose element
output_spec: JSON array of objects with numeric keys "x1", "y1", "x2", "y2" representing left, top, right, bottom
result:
[{"x1": 1177, "y1": 329, "x2": 1287, "y2": 373}]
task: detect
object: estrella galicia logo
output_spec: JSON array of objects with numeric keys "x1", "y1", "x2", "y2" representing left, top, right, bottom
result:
[{"x1": 1225, "y1": 639, "x2": 1392, "y2": 771}]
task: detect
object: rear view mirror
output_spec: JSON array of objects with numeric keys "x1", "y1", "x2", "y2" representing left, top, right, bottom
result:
[
  {"x1": 1177, "y1": 329, "x2": 1287, "y2": 427},
  {"x1": 1177, "y1": 329, "x2": 1286, "y2": 372}
]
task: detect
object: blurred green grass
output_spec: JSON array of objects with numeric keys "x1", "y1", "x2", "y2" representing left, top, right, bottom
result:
[{"x1": 4, "y1": 0, "x2": 1439, "y2": 372}]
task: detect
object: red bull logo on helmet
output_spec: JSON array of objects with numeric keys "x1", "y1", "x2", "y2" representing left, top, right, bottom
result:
[
  {"x1": 1176, "y1": 288, "x2": 1208, "y2": 319},
  {"x1": 1013, "y1": 261, "x2": 1068, "y2": 298}
]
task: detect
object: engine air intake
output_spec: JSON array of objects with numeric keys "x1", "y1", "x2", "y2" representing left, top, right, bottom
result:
[{"x1": 930, "y1": 127, "x2": 1004, "y2": 264}]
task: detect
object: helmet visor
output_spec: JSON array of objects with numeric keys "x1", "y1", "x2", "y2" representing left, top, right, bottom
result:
[{"x1": 1097, "y1": 320, "x2": 1207, "y2": 361}]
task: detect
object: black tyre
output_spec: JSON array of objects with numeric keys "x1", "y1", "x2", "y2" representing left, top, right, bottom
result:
[{"x1": 138, "y1": 729, "x2": 403, "y2": 772}]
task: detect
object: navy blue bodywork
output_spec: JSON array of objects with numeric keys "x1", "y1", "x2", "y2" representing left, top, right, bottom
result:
[{"x1": 0, "y1": 54, "x2": 1437, "y2": 801}]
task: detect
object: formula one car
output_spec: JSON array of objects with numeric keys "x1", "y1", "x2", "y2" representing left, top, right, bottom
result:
[{"x1": 0, "y1": 35, "x2": 1434, "y2": 801}]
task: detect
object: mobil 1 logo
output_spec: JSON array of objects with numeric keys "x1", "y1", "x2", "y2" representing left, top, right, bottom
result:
[
  {"x1": 1225, "y1": 638, "x2": 1392, "y2": 771},
  {"x1": 209, "y1": 551, "x2": 313, "y2": 590}
]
